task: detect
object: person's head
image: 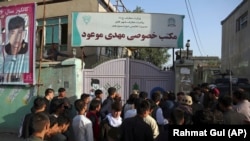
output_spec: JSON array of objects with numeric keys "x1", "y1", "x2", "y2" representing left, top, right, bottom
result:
[
  {"x1": 31, "y1": 97, "x2": 46, "y2": 113},
  {"x1": 45, "y1": 88, "x2": 55, "y2": 101},
  {"x1": 151, "y1": 91, "x2": 162, "y2": 105},
  {"x1": 146, "y1": 98, "x2": 157, "y2": 114},
  {"x1": 58, "y1": 87, "x2": 66, "y2": 97},
  {"x1": 177, "y1": 91, "x2": 185, "y2": 102},
  {"x1": 218, "y1": 95, "x2": 233, "y2": 111},
  {"x1": 208, "y1": 87, "x2": 220, "y2": 99},
  {"x1": 31, "y1": 112, "x2": 50, "y2": 136},
  {"x1": 201, "y1": 83, "x2": 209, "y2": 93},
  {"x1": 111, "y1": 101, "x2": 122, "y2": 118},
  {"x1": 8, "y1": 16, "x2": 26, "y2": 53},
  {"x1": 136, "y1": 99, "x2": 151, "y2": 118},
  {"x1": 89, "y1": 99, "x2": 101, "y2": 112},
  {"x1": 46, "y1": 116, "x2": 59, "y2": 137},
  {"x1": 168, "y1": 92, "x2": 176, "y2": 101},
  {"x1": 139, "y1": 91, "x2": 148, "y2": 100},
  {"x1": 50, "y1": 98, "x2": 65, "y2": 115},
  {"x1": 170, "y1": 108, "x2": 185, "y2": 125},
  {"x1": 80, "y1": 93, "x2": 91, "y2": 104},
  {"x1": 232, "y1": 88, "x2": 247, "y2": 103},
  {"x1": 74, "y1": 99, "x2": 88, "y2": 114},
  {"x1": 126, "y1": 93, "x2": 138, "y2": 104},
  {"x1": 193, "y1": 86, "x2": 202, "y2": 96},
  {"x1": 107, "y1": 87, "x2": 117, "y2": 98},
  {"x1": 57, "y1": 115, "x2": 71, "y2": 133},
  {"x1": 190, "y1": 91, "x2": 200, "y2": 103},
  {"x1": 94, "y1": 89, "x2": 103, "y2": 99}
]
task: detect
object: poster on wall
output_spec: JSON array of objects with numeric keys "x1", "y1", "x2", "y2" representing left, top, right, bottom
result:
[
  {"x1": 72, "y1": 12, "x2": 184, "y2": 48},
  {"x1": 0, "y1": 3, "x2": 36, "y2": 85}
]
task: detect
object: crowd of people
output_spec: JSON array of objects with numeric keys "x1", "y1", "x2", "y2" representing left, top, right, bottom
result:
[{"x1": 18, "y1": 83, "x2": 250, "y2": 141}]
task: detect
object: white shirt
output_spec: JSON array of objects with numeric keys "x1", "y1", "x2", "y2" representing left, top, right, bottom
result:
[{"x1": 72, "y1": 115, "x2": 94, "y2": 141}]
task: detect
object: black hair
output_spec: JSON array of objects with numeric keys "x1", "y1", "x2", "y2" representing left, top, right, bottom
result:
[
  {"x1": 139, "y1": 91, "x2": 148, "y2": 99},
  {"x1": 31, "y1": 112, "x2": 49, "y2": 133},
  {"x1": 151, "y1": 91, "x2": 162, "y2": 102},
  {"x1": 33, "y1": 97, "x2": 46, "y2": 110},
  {"x1": 8, "y1": 16, "x2": 25, "y2": 30},
  {"x1": 80, "y1": 93, "x2": 90, "y2": 101},
  {"x1": 45, "y1": 88, "x2": 54, "y2": 96},
  {"x1": 94, "y1": 89, "x2": 103, "y2": 96},
  {"x1": 111, "y1": 101, "x2": 122, "y2": 111},
  {"x1": 218, "y1": 95, "x2": 232, "y2": 107},
  {"x1": 170, "y1": 108, "x2": 184, "y2": 125},
  {"x1": 57, "y1": 115, "x2": 71, "y2": 127},
  {"x1": 58, "y1": 87, "x2": 66, "y2": 93},
  {"x1": 108, "y1": 87, "x2": 116, "y2": 96},
  {"x1": 49, "y1": 115, "x2": 58, "y2": 128},
  {"x1": 74, "y1": 99, "x2": 87, "y2": 112},
  {"x1": 126, "y1": 94, "x2": 138, "y2": 104},
  {"x1": 89, "y1": 99, "x2": 101, "y2": 111},
  {"x1": 233, "y1": 89, "x2": 247, "y2": 100},
  {"x1": 136, "y1": 100, "x2": 151, "y2": 115},
  {"x1": 49, "y1": 98, "x2": 65, "y2": 114}
]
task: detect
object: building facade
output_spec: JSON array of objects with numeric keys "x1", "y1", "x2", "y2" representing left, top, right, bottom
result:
[
  {"x1": 221, "y1": 0, "x2": 250, "y2": 80},
  {"x1": 0, "y1": 0, "x2": 125, "y2": 68}
]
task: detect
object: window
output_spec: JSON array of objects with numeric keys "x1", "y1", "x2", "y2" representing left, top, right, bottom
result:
[
  {"x1": 37, "y1": 16, "x2": 68, "y2": 51},
  {"x1": 105, "y1": 47, "x2": 118, "y2": 57},
  {"x1": 236, "y1": 11, "x2": 248, "y2": 32}
]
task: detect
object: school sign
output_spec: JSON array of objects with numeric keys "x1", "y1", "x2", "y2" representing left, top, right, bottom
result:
[{"x1": 72, "y1": 12, "x2": 184, "y2": 48}]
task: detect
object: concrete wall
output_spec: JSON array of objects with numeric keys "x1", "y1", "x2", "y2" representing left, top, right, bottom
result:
[
  {"x1": 221, "y1": 0, "x2": 250, "y2": 80},
  {"x1": 0, "y1": 58, "x2": 83, "y2": 133},
  {"x1": 175, "y1": 59, "x2": 194, "y2": 94}
]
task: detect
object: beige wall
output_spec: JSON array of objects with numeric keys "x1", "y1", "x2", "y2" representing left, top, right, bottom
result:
[{"x1": 221, "y1": 0, "x2": 250, "y2": 80}]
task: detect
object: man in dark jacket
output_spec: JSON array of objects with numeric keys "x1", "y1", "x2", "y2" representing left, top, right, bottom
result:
[
  {"x1": 100, "y1": 87, "x2": 117, "y2": 120},
  {"x1": 120, "y1": 99, "x2": 154, "y2": 141}
]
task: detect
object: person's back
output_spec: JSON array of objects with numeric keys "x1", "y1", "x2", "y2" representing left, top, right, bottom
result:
[
  {"x1": 100, "y1": 87, "x2": 117, "y2": 119},
  {"x1": 120, "y1": 100, "x2": 154, "y2": 141},
  {"x1": 20, "y1": 97, "x2": 46, "y2": 139},
  {"x1": 72, "y1": 99, "x2": 93, "y2": 141},
  {"x1": 21, "y1": 113, "x2": 35, "y2": 139},
  {"x1": 219, "y1": 95, "x2": 245, "y2": 125},
  {"x1": 232, "y1": 89, "x2": 250, "y2": 122}
]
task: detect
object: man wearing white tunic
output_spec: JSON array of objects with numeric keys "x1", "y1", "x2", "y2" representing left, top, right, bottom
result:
[{"x1": 72, "y1": 99, "x2": 94, "y2": 141}]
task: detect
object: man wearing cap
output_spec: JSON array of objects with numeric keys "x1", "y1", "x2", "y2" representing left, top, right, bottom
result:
[{"x1": 208, "y1": 87, "x2": 220, "y2": 111}]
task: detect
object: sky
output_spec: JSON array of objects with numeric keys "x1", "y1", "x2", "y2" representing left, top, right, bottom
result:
[{"x1": 115, "y1": 0, "x2": 243, "y2": 66}]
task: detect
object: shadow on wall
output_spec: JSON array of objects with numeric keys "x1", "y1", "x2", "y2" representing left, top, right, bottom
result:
[
  {"x1": 0, "y1": 86, "x2": 35, "y2": 134},
  {"x1": 0, "y1": 97, "x2": 34, "y2": 134},
  {"x1": 0, "y1": 91, "x2": 78, "y2": 135}
]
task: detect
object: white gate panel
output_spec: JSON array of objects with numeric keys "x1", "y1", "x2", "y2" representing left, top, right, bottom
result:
[{"x1": 83, "y1": 58, "x2": 174, "y2": 103}]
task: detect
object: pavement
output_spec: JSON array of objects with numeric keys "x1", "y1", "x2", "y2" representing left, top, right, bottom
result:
[{"x1": 0, "y1": 132, "x2": 22, "y2": 141}]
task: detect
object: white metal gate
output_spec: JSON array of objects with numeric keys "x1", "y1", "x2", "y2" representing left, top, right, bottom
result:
[{"x1": 83, "y1": 58, "x2": 175, "y2": 103}]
